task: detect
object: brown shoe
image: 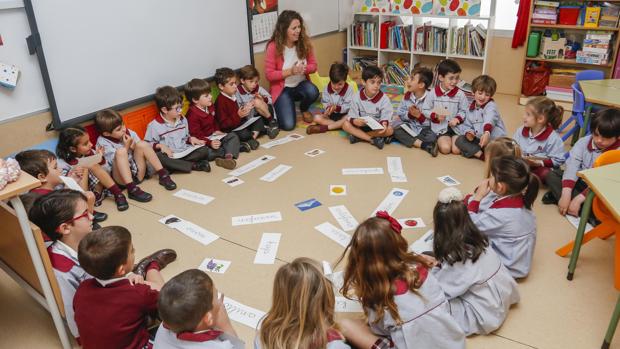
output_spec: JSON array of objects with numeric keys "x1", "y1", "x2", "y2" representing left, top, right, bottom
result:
[
  {"x1": 306, "y1": 124, "x2": 327, "y2": 135},
  {"x1": 302, "y1": 111, "x2": 314, "y2": 123},
  {"x1": 215, "y1": 157, "x2": 237, "y2": 170},
  {"x1": 132, "y1": 248, "x2": 177, "y2": 277}
]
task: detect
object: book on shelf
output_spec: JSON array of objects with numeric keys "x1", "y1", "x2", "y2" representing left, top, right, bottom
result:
[
  {"x1": 381, "y1": 59, "x2": 410, "y2": 86},
  {"x1": 415, "y1": 22, "x2": 447, "y2": 54},
  {"x1": 584, "y1": 7, "x2": 601, "y2": 28},
  {"x1": 352, "y1": 56, "x2": 378, "y2": 71},
  {"x1": 534, "y1": 1, "x2": 559, "y2": 7},
  {"x1": 545, "y1": 86, "x2": 573, "y2": 102},
  {"x1": 387, "y1": 25, "x2": 411, "y2": 51},
  {"x1": 352, "y1": 21, "x2": 376, "y2": 47},
  {"x1": 600, "y1": 4, "x2": 620, "y2": 28},
  {"x1": 450, "y1": 22, "x2": 486, "y2": 57}
]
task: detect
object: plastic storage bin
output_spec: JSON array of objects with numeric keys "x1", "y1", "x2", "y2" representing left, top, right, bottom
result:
[
  {"x1": 559, "y1": 6, "x2": 581, "y2": 25},
  {"x1": 527, "y1": 32, "x2": 541, "y2": 57}
]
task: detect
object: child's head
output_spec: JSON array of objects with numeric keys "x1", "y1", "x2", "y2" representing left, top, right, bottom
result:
[
  {"x1": 484, "y1": 137, "x2": 522, "y2": 178},
  {"x1": 406, "y1": 66, "x2": 433, "y2": 93},
  {"x1": 215, "y1": 67, "x2": 237, "y2": 97},
  {"x1": 28, "y1": 189, "x2": 91, "y2": 242},
  {"x1": 524, "y1": 96, "x2": 563, "y2": 130},
  {"x1": 155, "y1": 86, "x2": 183, "y2": 119},
  {"x1": 94, "y1": 109, "x2": 125, "y2": 139},
  {"x1": 15, "y1": 149, "x2": 62, "y2": 186},
  {"x1": 433, "y1": 188, "x2": 489, "y2": 265},
  {"x1": 591, "y1": 108, "x2": 620, "y2": 150},
  {"x1": 184, "y1": 78, "x2": 213, "y2": 110},
  {"x1": 78, "y1": 226, "x2": 134, "y2": 280},
  {"x1": 471, "y1": 75, "x2": 497, "y2": 106},
  {"x1": 260, "y1": 257, "x2": 335, "y2": 349},
  {"x1": 238, "y1": 65, "x2": 260, "y2": 92},
  {"x1": 337, "y1": 212, "x2": 430, "y2": 324},
  {"x1": 437, "y1": 59, "x2": 461, "y2": 90},
  {"x1": 361, "y1": 65, "x2": 383, "y2": 97},
  {"x1": 328, "y1": 62, "x2": 350, "y2": 92},
  {"x1": 56, "y1": 125, "x2": 92, "y2": 160},
  {"x1": 489, "y1": 156, "x2": 540, "y2": 210},
  {"x1": 158, "y1": 269, "x2": 217, "y2": 333}
]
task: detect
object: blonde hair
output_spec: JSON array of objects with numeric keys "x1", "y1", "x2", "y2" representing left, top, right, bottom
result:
[
  {"x1": 259, "y1": 258, "x2": 336, "y2": 349},
  {"x1": 484, "y1": 137, "x2": 522, "y2": 178}
]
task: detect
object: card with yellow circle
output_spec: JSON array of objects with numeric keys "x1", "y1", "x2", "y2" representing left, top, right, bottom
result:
[{"x1": 330, "y1": 185, "x2": 347, "y2": 196}]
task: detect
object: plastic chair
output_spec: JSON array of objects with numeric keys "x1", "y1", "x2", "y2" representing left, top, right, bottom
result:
[
  {"x1": 576, "y1": 70, "x2": 605, "y2": 140},
  {"x1": 576, "y1": 69, "x2": 605, "y2": 82},
  {"x1": 558, "y1": 82, "x2": 586, "y2": 142},
  {"x1": 309, "y1": 72, "x2": 358, "y2": 108}
]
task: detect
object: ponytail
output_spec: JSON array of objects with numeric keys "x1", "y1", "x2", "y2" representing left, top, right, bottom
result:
[
  {"x1": 490, "y1": 156, "x2": 540, "y2": 210},
  {"x1": 56, "y1": 126, "x2": 87, "y2": 161},
  {"x1": 548, "y1": 105, "x2": 564, "y2": 130},
  {"x1": 523, "y1": 172, "x2": 540, "y2": 210}
]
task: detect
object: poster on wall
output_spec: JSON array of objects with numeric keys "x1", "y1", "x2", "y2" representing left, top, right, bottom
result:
[
  {"x1": 250, "y1": 0, "x2": 279, "y2": 43},
  {"x1": 432, "y1": 0, "x2": 481, "y2": 16},
  {"x1": 391, "y1": 0, "x2": 433, "y2": 14}
]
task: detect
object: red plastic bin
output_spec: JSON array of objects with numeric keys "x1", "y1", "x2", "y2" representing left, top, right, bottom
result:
[{"x1": 558, "y1": 6, "x2": 581, "y2": 25}]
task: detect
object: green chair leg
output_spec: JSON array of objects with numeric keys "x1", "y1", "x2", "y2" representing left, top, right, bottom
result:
[
  {"x1": 567, "y1": 190, "x2": 596, "y2": 280},
  {"x1": 580, "y1": 105, "x2": 593, "y2": 140},
  {"x1": 602, "y1": 294, "x2": 620, "y2": 349}
]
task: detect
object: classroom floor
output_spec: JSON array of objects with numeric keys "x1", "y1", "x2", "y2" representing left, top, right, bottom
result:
[{"x1": 1, "y1": 93, "x2": 618, "y2": 349}]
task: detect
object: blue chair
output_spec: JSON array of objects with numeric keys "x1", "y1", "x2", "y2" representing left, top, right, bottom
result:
[
  {"x1": 576, "y1": 69, "x2": 605, "y2": 82},
  {"x1": 558, "y1": 70, "x2": 604, "y2": 144}
]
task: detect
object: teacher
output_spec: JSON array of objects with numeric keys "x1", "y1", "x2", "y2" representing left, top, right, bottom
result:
[{"x1": 265, "y1": 10, "x2": 319, "y2": 131}]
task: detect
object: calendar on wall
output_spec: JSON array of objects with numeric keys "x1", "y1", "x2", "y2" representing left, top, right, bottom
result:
[{"x1": 250, "y1": 0, "x2": 278, "y2": 43}]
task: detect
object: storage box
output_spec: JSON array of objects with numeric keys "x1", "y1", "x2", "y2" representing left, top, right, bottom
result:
[
  {"x1": 548, "y1": 73, "x2": 575, "y2": 88},
  {"x1": 558, "y1": 6, "x2": 581, "y2": 25},
  {"x1": 540, "y1": 36, "x2": 567, "y2": 59},
  {"x1": 576, "y1": 50, "x2": 609, "y2": 65}
]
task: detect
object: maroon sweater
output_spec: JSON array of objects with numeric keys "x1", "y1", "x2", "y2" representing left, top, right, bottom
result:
[
  {"x1": 186, "y1": 104, "x2": 219, "y2": 146},
  {"x1": 214, "y1": 93, "x2": 241, "y2": 133},
  {"x1": 74, "y1": 278, "x2": 159, "y2": 349}
]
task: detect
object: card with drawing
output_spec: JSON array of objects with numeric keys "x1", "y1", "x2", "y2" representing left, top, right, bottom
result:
[
  {"x1": 198, "y1": 258, "x2": 231, "y2": 274},
  {"x1": 437, "y1": 175, "x2": 461, "y2": 186},
  {"x1": 304, "y1": 149, "x2": 325, "y2": 157}
]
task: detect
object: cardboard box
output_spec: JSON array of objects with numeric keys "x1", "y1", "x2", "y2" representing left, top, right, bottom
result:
[
  {"x1": 540, "y1": 36, "x2": 567, "y2": 59},
  {"x1": 549, "y1": 73, "x2": 575, "y2": 88}
]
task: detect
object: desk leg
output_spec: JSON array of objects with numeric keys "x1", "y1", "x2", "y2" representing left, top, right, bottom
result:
[
  {"x1": 567, "y1": 190, "x2": 595, "y2": 281},
  {"x1": 9, "y1": 197, "x2": 72, "y2": 349},
  {"x1": 602, "y1": 293, "x2": 620, "y2": 349},
  {"x1": 579, "y1": 104, "x2": 592, "y2": 140}
]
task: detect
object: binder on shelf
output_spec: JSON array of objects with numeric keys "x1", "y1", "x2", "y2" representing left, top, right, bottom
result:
[{"x1": 380, "y1": 21, "x2": 395, "y2": 49}]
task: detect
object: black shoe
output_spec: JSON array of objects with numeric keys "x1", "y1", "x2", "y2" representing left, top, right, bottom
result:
[
  {"x1": 385, "y1": 136, "x2": 393, "y2": 144},
  {"x1": 372, "y1": 137, "x2": 385, "y2": 150},
  {"x1": 128, "y1": 187, "x2": 153, "y2": 202},
  {"x1": 92, "y1": 222, "x2": 102, "y2": 230},
  {"x1": 267, "y1": 127, "x2": 280, "y2": 139},
  {"x1": 114, "y1": 194, "x2": 129, "y2": 212},
  {"x1": 195, "y1": 160, "x2": 211, "y2": 172},
  {"x1": 423, "y1": 142, "x2": 438, "y2": 157},
  {"x1": 93, "y1": 210, "x2": 107, "y2": 223},
  {"x1": 349, "y1": 134, "x2": 360, "y2": 144},
  {"x1": 248, "y1": 138, "x2": 260, "y2": 150},
  {"x1": 132, "y1": 248, "x2": 177, "y2": 277},
  {"x1": 542, "y1": 191, "x2": 557, "y2": 205},
  {"x1": 240, "y1": 142, "x2": 252, "y2": 153},
  {"x1": 158, "y1": 175, "x2": 177, "y2": 191}
]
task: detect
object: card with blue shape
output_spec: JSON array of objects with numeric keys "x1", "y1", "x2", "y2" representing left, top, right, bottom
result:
[{"x1": 295, "y1": 198, "x2": 322, "y2": 211}]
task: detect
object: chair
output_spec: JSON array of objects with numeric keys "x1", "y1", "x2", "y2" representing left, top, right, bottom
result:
[
  {"x1": 559, "y1": 70, "x2": 604, "y2": 144},
  {"x1": 309, "y1": 72, "x2": 358, "y2": 108}
]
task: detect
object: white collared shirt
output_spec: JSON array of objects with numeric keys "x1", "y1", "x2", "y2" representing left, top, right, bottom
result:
[{"x1": 55, "y1": 240, "x2": 78, "y2": 260}]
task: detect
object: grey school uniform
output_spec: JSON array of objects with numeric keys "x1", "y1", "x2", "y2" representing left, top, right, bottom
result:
[
  {"x1": 321, "y1": 82, "x2": 354, "y2": 120},
  {"x1": 348, "y1": 89, "x2": 394, "y2": 129},
  {"x1": 422, "y1": 85, "x2": 469, "y2": 136},
  {"x1": 367, "y1": 268, "x2": 466, "y2": 349},
  {"x1": 432, "y1": 247, "x2": 520, "y2": 335},
  {"x1": 235, "y1": 84, "x2": 276, "y2": 121},
  {"x1": 393, "y1": 91, "x2": 437, "y2": 147},
  {"x1": 513, "y1": 125, "x2": 565, "y2": 168},
  {"x1": 154, "y1": 324, "x2": 245, "y2": 349},
  {"x1": 254, "y1": 330, "x2": 351, "y2": 349},
  {"x1": 96, "y1": 129, "x2": 141, "y2": 176},
  {"x1": 467, "y1": 193, "x2": 537, "y2": 279},
  {"x1": 46, "y1": 240, "x2": 92, "y2": 339},
  {"x1": 456, "y1": 100, "x2": 507, "y2": 157}
]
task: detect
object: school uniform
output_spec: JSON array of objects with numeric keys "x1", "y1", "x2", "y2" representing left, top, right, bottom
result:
[
  {"x1": 215, "y1": 92, "x2": 265, "y2": 142},
  {"x1": 367, "y1": 265, "x2": 466, "y2": 349},
  {"x1": 58, "y1": 149, "x2": 107, "y2": 201},
  {"x1": 466, "y1": 193, "x2": 537, "y2": 278},
  {"x1": 513, "y1": 125, "x2": 565, "y2": 182},
  {"x1": 393, "y1": 91, "x2": 436, "y2": 147},
  {"x1": 74, "y1": 277, "x2": 159, "y2": 349},
  {"x1": 456, "y1": 100, "x2": 507, "y2": 157},
  {"x1": 421, "y1": 85, "x2": 469, "y2": 136},
  {"x1": 431, "y1": 246, "x2": 520, "y2": 335},
  {"x1": 186, "y1": 104, "x2": 241, "y2": 158},
  {"x1": 154, "y1": 324, "x2": 245, "y2": 349},
  {"x1": 235, "y1": 84, "x2": 278, "y2": 127},
  {"x1": 253, "y1": 329, "x2": 351, "y2": 349},
  {"x1": 96, "y1": 128, "x2": 141, "y2": 176},
  {"x1": 348, "y1": 89, "x2": 394, "y2": 132},
  {"x1": 145, "y1": 114, "x2": 218, "y2": 173},
  {"x1": 47, "y1": 240, "x2": 92, "y2": 341},
  {"x1": 321, "y1": 82, "x2": 354, "y2": 121}
]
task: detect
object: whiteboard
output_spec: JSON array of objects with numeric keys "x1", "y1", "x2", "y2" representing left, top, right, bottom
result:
[
  {"x1": 26, "y1": 0, "x2": 253, "y2": 128},
  {"x1": 279, "y1": 0, "x2": 340, "y2": 37}
]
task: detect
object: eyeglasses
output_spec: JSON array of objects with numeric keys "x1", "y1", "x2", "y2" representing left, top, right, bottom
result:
[
  {"x1": 168, "y1": 106, "x2": 182, "y2": 113},
  {"x1": 63, "y1": 210, "x2": 93, "y2": 225}
]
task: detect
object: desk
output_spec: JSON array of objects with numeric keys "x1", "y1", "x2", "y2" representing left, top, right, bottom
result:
[
  {"x1": 579, "y1": 79, "x2": 620, "y2": 139},
  {"x1": 0, "y1": 173, "x2": 72, "y2": 349}
]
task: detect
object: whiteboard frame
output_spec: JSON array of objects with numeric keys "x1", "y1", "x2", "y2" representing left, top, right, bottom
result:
[{"x1": 22, "y1": 0, "x2": 255, "y2": 129}]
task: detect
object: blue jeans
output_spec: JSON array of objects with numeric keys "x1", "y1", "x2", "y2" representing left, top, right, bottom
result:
[{"x1": 274, "y1": 80, "x2": 319, "y2": 131}]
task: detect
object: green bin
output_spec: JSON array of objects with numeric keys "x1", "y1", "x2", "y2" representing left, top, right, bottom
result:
[{"x1": 527, "y1": 31, "x2": 541, "y2": 58}]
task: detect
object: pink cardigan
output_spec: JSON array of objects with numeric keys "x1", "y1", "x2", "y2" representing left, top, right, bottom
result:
[{"x1": 264, "y1": 40, "x2": 318, "y2": 103}]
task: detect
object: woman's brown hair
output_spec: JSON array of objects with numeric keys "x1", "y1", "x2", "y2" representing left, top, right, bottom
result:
[{"x1": 269, "y1": 10, "x2": 312, "y2": 59}]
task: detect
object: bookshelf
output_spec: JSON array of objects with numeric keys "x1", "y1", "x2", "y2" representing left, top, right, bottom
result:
[{"x1": 347, "y1": 10, "x2": 495, "y2": 90}]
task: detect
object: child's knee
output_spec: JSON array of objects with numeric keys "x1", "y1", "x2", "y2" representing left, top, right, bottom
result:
[
  {"x1": 452, "y1": 147, "x2": 461, "y2": 155},
  {"x1": 438, "y1": 143, "x2": 451, "y2": 154},
  {"x1": 136, "y1": 140, "x2": 150, "y2": 150},
  {"x1": 115, "y1": 147, "x2": 128, "y2": 158},
  {"x1": 84, "y1": 191, "x2": 95, "y2": 203}
]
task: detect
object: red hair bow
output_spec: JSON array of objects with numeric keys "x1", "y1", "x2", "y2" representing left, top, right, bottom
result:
[{"x1": 376, "y1": 211, "x2": 402, "y2": 234}]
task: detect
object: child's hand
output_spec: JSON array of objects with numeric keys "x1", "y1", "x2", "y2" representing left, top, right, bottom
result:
[
  {"x1": 568, "y1": 194, "x2": 586, "y2": 217},
  {"x1": 214, "y1": 130, "x2": 226, "y2": 136},
  {"x1": 474, "y1": 179, "x2": 491, "y2": 201},
  {"x1": 325, "y1": 105, "x2": 335, "y2": 116},
  {"x1": 158, "y1": 144, "x2": 173, "y2": 157},
  {"x1": 96, "y1": 146, "x2": 105, "y2": 156},
  {"x1": 408, "y1": 105, "x2": 421, "y2": 117},
  {"x1": 123, "y1": 134, "x2": 134, "y2": 150},
  {"x1": 190, "y1": 137, "x2": 206, "y2": 146},
  {"x1": 353, "y1": 118, "x2": 366, "y2": 127},
  {"x1": 213, "y1": 293, "x2": 234, "y2": 330},
  {"x1": 558, "y1": 190, "x2": 572, "y2": 215},
  {"x1": 211, "y1": 140, "x2": 222, "y2": 149},
  {"x1": 238, "y1": 105, "x2": 251, "y2": 118},
  {"x1": 479, "y1": 131, "x2": 490, "y2": 147},
  {"x1": 465, "y1": 131, "x2": 475, "y2": 142},
  {"x1": 126, "y1": 273, "x2": 145, "y2": 286},
  {"x1": 448, "y1": 118, "x2": 459, "y2": 127},
  {"x1": 144, "y1": 281, "x2": 162, "y2": 292},
  {"x1": 524, "y1": 157, "x2": 543, "y2": 168},
  {"x1": 417, "y1": 253, "x2": 438, "y2": 268}
]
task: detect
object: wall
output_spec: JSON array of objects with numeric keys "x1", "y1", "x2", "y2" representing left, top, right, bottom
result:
[{"x1": 487, "y1": 36, "x2": 525, "y2": 96}]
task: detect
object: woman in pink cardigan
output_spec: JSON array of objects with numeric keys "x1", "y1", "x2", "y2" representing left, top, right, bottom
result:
[{"x1": 264, "y1": 10, "x2": 319, "y2": 131}]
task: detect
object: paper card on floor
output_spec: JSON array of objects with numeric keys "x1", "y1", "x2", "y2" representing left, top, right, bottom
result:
[
  {"x1": 387, "y1": 157, "x2": 407, "y2": 183},
  {"x1": 254, "y1": 233, "x2": 281, "y2": 264},
  {"x1": 304, "y1": 148, "x2": 325, "y2": 157},
  {"x1": 232, "y1": 116, "x2": 261, "y2": 131},
  {"x1": 295, "y1": 198, "x2": 322, "y2": 211},
  {"x1": 173, "y1": 189, "x2": 214, "y2": 205},
  {"x1": 335, "y1": 296, "x2": 364, "y2": 313},
  {"x1": 408, "y1": 230, "x2": 435, "y2": 254},
  {"x1": 437, "y1": 175, "x2": 461, "y2": 187},
  {"x1": 76, "y1": 153, "x2": 103, "y2": 167},
  {"x1": 398, "y1": 217, "x2": 426, "y2": 229},
  {"x1": 330, "y1": 185, "x2": 347, "y2": 196},
  {"x1": 158, "y1": 215, "x2": 219, "y2": 246},
  {"x1": 566, "y1": 215, "x2": 594, "y2": 233},
  {"x1": 222, "y1": 176, "x2": 244, "y2": 187},
  {"x1": 342, "y1": 167, "x2": 384, "y2": 175},
  {"x1": 208, "y1": 134, "x2": 226, "y2": 141},
  {"x1": 322, "y1": 261, "x2": 333, "y2": 275},
  {"x1": 315, "y1": 222, "x2": 352, "y2": 248},
  {"x1": 371, "y1": 188, "x2": 409, "y2": 215},
  {"x1": 172, "y1": 145, "x2": 204, "y2": 159},
  {"x1": 400, "y1": 124, "x2": 417, "y2": 138},
  {"x1": 260, "y1": 164, "x2": 292, "y2": 182},
  {"x1": 361, "y1": 116, "x2": 385, "y2": 130},
  {"x1": 288, "y1": 133, "x2": 304, "y2": 140},
  {"x1": 231, "y1": 211, "x2": 282, "y2": 226},
  {"x1": 261, "y1": 134, "x2": 304, "y2": 149},
  {"x1": 60, "y1": 176, "x2": 84, "y2": 192},
  {"x1": 327, "y1": 271, "x2": 345, "y2": 291},
  {"x1": 199, "y1": 258, "x2": 231, "y2": 274},
  {"x1": 228, "y1": 155, "x2": 275, "y2": 176},
  {"x1": 223, "y1": 296, "x2": 266, "y2": 329},
  {"x1": 329, "y1": 205, "x2": 359, "y2": 231}
]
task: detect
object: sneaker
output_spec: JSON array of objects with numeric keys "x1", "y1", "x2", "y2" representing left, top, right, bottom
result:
[
  {"x1": 93, "y1": 210, "x2": 108, "y2": 223},
  {"x1": 385, "y1": 136, "x2": 393, "y2": 144},
  {"x1": 240, "y1": 142, "x2": 252, "y2": 153},
  {"x1": 194, "y1": 160, "x2": 211, "y2": 172},
  {"x1": 158, "y1": 175, "x2": 177, "y2": 191},
  {"x1": 349, "y1": 134, "x2": 360, "y2": 144},
  {"x1": 306, "y1": 124, "x2": 326, "y2": 135},
  {"x1": 267, "y1": 127, "x2": 280, "y2": 139},
  {"x1": 541, "y1": 191, "x2": 558, "y2": 205},
  {"x1": 215, "y1": 157, "x2": 237, "y2": 170},
  {"x1": 128, "y1": 186, "x2": 153, "y2": 202},
  {"x1": 248, "y1": 138, "x2": 260, "y2": 150},
  {"x1": 423, "y1": 142, "x2": 438, "y2": 157},
  {"x1": 114, "y1": 194, "x2": 129, "y2": 211},
  {"x1": 372, "y1": 137, "x2": 385, "y2": 150},
  {"x1": 132, "y1": 248, "x2": 177, "y2": 277}
]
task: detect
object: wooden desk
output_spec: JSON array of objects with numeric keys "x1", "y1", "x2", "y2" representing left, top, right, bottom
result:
[{"x1": 579, "y1": 79, "x2": 620, "y2": 109}]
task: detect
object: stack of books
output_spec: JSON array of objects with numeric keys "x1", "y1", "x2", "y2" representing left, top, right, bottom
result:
[
  {"x1": 545, "y1": 85, "x2": 573, "y2": 102},
  {"x1": 414, "y1": 22, "x2": 448, "y2": 54},
  {"x1": 382, "y1": 59, "x2": 410, "y2": 86},
  {"x1": 577, "y1": 31, "x2": 613, "y2": 65},
  {"x1": 352, "y1": 56, "x2": 378, "y2": 71},
  {"x1": 450, "y1": 23, "x2": 486, "y2": 57},
  {"x1": 351, "y1": 21, "x2": 377, "y2": 47},
  {"x1": 532, "y1": 0, "x2": 559, "y2": 24},
  {"x1": 600, "y1": 3, "x2": 620, "y2": 28},
  {"x1": 387, "y1": 25, "x2": 412, "y2": 51}
]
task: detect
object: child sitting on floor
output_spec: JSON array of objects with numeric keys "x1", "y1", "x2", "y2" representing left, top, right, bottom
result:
[
  {"x1": 483, "y1": 137, "x2": 522, "y2": 178},
  {"x1": 306, "y1": 62, "x2": 354, "y2": 135},
  {"x1": 236, "y1": 65, "x2": 280, "y2": 139}
]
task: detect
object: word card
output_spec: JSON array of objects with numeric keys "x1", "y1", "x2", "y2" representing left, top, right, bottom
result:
[
  {"x1": 159, "y1": 215, "x2": 219, "y2": 246},
  {"x1": 329, "y1": 205, "x2": 359, "y2": 231},
  {"x1": 223, "y1": 296, "x2": 266, "y2": 329},
  {"x1": 342, "y1": 167, "x2": 384, "y2": 175},
  {"x1": 408, "y1": 230, "x2": 435, "y2": 254},
  {"x1": 335, "y1": 296, "x2": 364, "y2": 313},
  {"x1": 315, "y1": 222, "x2": 352, "y2": 248},
  {"x1": 260, "y1": 164, "x2": 292, "y2": 182},
  {"x1": 261, "y1": 134, "x2": 304, "y2": 149},
  {"x1": 254, "y1": 233, "x2": 281, "y2": 264},
  {"x1": 232, "y1": 211, "x2": 282, "y2": 226},
  {"x1": 222, "y1": 176, "x2": 244, "y2": 187},
  {"x1": 228, "y1": 155, "x2": 275, "y2": 177},
  {"x1": 387, "y1": 156, "x2": 407, "y2": 183},
  {"x1": 371, "y1": 188, "x2": 409, "y2": 215},
  {"x1": 173, "y1": 189, "x2": 214, "y2": 205}
]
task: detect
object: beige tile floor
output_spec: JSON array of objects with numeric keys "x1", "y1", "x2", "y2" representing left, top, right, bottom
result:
[{"x1": 1, "y1": 93, "x2": 618, "y2": 349}]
